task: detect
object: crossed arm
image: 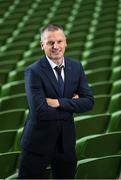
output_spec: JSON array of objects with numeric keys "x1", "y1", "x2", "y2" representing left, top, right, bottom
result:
[{"x1": 46, "y1": 94, "x2": 79, "y2": 108}]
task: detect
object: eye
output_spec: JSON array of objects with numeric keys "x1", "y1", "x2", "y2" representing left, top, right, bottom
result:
[
  {"x1": 58, "y1": 40, "x2": 62, "y2": 44},
  {"x1": 47, "y1": 41, "x2": 54, "y2": 46}
]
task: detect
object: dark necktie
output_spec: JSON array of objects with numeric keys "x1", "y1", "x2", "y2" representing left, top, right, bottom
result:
[{"x1": 54, "y1": 66, "x2": 64, "y2": 96}]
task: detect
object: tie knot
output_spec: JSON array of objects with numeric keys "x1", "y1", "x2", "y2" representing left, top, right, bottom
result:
[{"x1": 54, "y1": 66, "x2": 63, "y2": 75}]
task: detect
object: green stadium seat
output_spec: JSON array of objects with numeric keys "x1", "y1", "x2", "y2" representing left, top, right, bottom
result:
[
  {"x1": 76, "y1": 131, "x2": 121, "y2": 160},
  {"x1": 7, "y1": 41, "x2": 29, "y2": 52},
  {"x1": 6, "y1": 172, "x2": 18, "y2": 180},
  {"x1": 0, "y1": 0, "x2": 121, "y2": 178},
  {"x1": 14, "y1": 127, "x2": 23, "y2": 151},
  {"x1": 0, "y1": 109, "x2": 25, "y2": 131},
  {"x1": 2, "y1": 18, "x2": 20, "y2": 27},
  {"x1": 111, "y1": 80, "x2": 121, "y2": 94},
  {"x1": 30, "y1": 47, "x2": 43, "y2": 58},
  {"x1": 0, "y1": 130, "x2": 17, "y2": 153},
  {"x1": 1, "y1": 80, "x2": 25, "y2": 97},
  {"x1": 0, "y1": 26, "x2": 15, "y2": 35},
  {"x1": 0, "y1": 27, "x2": 14, "y2": 43},
  {"x1": 12, "y1": 32, "x2": 34, "y2": 43},
  {"x1": 82, "y1": 95, "x2": 110, "y2": 115},
  {"x1": 69, "y1": 25, "x2": 88, "y2": 36},
  {"x1": 0, "y1": 50, "x2": 23, "y2": 63},
  {"x1": 0, "y1": 1, "x2": 13, "y2": 15},
  {"x1": 16, "y1": 57, "x2": 35, "y2": 69},
  {"x1": 0, "y1": 60, "x2": 16, "y2": 71},
  {"x1": 97, "y1": 21, "x2": 113, "y2": 34},
  {"x1": 74, "y1": 114, "x2": 110, "y2": 139},
  {"x1": 65, "y1": 50, "x2": 82, "y2": 59},
  {"x1": 112, "y1": 66, "x2": 121, "y2": 81},
  {"x1": 84, "y1": 56, "x2": 112, "y2": 70},
  {"x1": 92, "y1": 37, "x2": 115, "y2": 49},
  {"x1": 66, "y1": 42, "x2": 81, "y2": 53},
  {"x1": 0, "y1": 35, "x2": 9, "y2": 46},
  {"x1": 8, "y1": 69, "x2": 25, "y2": 82},
  {"x1": 85, "y1": 53, "x2": 113, "y2": 62},
  {"x1": 101, "y1": 15, "x2": 114, "y2": 27},
  {"x1": 89, "y1": 45, "x2": 114, "y2": 58},
  {"x1": 109, "y1": 93, "x2": 121, "y2": 113},
  {"x1": 67, "y1": 30, "x2": 88, "y2": 43},
  {"x1": 75, "y1": 155, "x2": 121, "y2": 179},
  {"x1": 6, "y1": 163, "x2": 51, "y2": 180},
  {"x1": 0, "y1": 69, "x2": 9, "y2": 85},
  {"x1": 0, "y1": 94, "x2": 28, "y2": 111},
  {"x1": 108, "y1": 111, "x2": 121, "y2": 132},
  {"x1": 90, "y1": 81, "x2": 112, "y2": 95},
  {"x1": 0, "y1": 85, "x2": 1, "y2": 95},
  {"x1": 86, "y1": 67, "x2": 112, "y2": 84},
  {"x1": 0, "y1": 151, "x2": 20, "y2": 179},
  {"x1": 112, "y1": 56, "x2": 121, "y2": 67}
]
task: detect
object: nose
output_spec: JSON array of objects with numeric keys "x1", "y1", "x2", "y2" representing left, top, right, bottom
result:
[{"x1": 53, "y1": 42, "x2": 59, "y2": 49}]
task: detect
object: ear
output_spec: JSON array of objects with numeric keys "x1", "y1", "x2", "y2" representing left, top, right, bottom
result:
[
  {"x1": 40, "y1": 41, "x2": 44, "y2": 50},
  {"x1": 65, "y1": 39, "x2": 67, "y2": 48}
]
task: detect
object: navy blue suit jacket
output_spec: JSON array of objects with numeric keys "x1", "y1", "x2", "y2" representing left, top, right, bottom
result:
[{"x1": 21, "y1": 56, "x2": 94, "y2": 154}]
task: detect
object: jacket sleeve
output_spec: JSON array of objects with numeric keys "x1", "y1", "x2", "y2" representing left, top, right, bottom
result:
[
  {"x1": 25, "y1": 68, "x2": 72, "y2": 120},
  {"x1": 58, "y1": 62, "x2": 94, "y2": 113}
]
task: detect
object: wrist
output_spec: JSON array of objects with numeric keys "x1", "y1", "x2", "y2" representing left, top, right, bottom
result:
[{"x1": 56, "y1": 99, "x2": 60, "y2": 107}]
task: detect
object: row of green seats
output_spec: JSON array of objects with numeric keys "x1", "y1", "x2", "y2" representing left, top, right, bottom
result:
[
  {"x1": 75, "y1": 112, "x2": 121, "y2": 139},
  {"x1": 0, "y1": 109, "x2": 121, "y2": 141},
  {"x1": 1, "y1": 65, "x2": 121, "y2": 86},
  {"x1": 0, "y1": 0, "x2": 121, "y2": 179},
  {"x1": 1, "y1": 153, "x2": 120, "y2": 179},
  {"x1": 0, "y1": 76, "x2": 121, "y2": 98}
]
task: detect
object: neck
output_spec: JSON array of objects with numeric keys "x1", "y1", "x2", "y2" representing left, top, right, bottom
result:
[
  {"x1": 51, "y1": 58, "x2": 63, "y2": 66},
  {"x1": 46, "y1": 55, "x2": 64, "y2": 66},
  {"x1": 54, "y1": 60, "x2": 62, "y2": 66}
]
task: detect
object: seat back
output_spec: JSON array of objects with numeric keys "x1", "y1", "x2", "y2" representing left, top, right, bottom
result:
[
  {"x1": 0, "y1": 151, "x2": 20, "y2": 179},
  {"x1": 76, "y1": 132, "x2": 121, "y2": 160},
  {"x1": 108, "y1": 111, "x2": 121, "y2": 132},
  {"x1": 75, "y1": 114, "x2": 110, "y2": 139},
  {"x1": 0, "y1": 130, "x2": 17, "y2": 153},
  {"x1": 75, "y1": 155, "x2": 121, "y2": 179},
  {"x1": 0, "y1": 109, "x2": 25, "y2": 130}
]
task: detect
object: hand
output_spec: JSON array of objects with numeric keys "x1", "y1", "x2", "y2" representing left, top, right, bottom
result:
[
  {"x1": 72, "y1": 94, "x2": 79, "y2": 99},
  {"x1": 46, "y1": 98, "x2": 60, "y2": 108}
]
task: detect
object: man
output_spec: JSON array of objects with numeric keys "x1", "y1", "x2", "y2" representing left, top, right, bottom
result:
[{"x1": 18, "y1": 24, "x2": 94, "y2": 179}]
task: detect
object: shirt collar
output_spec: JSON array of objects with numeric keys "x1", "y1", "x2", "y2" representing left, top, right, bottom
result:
[{"x1": 46, "y1": 55, "x2": 65, "y2": 69}]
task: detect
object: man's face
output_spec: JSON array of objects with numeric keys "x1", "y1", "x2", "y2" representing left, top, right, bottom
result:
[{"x1": 41, "y1": 29, "x2": 67, "y2": 62}]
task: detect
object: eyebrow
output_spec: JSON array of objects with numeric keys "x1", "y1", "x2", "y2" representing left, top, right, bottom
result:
[{"x1": 47, "y1": 40, "x2": 63, "y2": 44}]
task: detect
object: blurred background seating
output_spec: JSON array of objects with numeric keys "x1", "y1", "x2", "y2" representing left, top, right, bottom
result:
[{"x1": 0, "y1": 0, "x2": 121, "y2": 179}]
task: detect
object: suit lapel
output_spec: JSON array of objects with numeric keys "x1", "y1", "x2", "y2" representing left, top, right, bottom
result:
[
  {"x1": 39, "y1": 56, "x2": 72, "y2": 97},
  {"x1": 40, "y1": 57, "x2": 60, "y2": 96},
  {"x1": 63, "y1": 58, "x2": 72, "y2": 96}
]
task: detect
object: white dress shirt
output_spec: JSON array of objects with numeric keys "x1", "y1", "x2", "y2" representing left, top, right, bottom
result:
[{"x1": 46, "y1": 55, "x2": 65, "y2": 81}]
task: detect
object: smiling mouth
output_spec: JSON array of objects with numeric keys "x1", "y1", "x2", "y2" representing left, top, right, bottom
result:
[{"x1": 52, "y1": 51, "x2": 61, "y2": 54}]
